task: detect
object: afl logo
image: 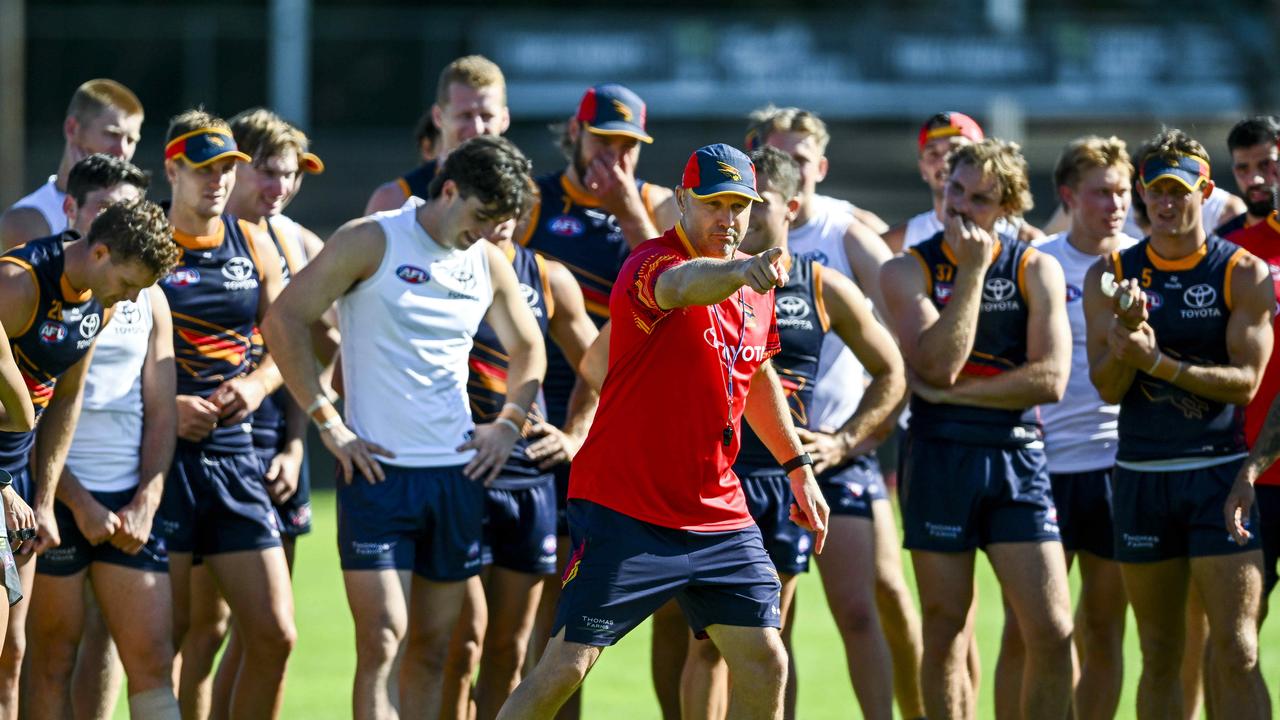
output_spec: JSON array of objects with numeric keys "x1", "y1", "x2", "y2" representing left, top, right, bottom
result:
[
  {"x1": 1183, "y1": 283, "x2": 1217, "y2": 308},
  {"x1": 549, "y1": 216, "x2": 584, "y2": 237},
  {"x1": 38, "y1": 321, "x2": 67, "y2": 344},
  {"x1": 519, "y1": 283, "x2": 539, "y2": 308},
  {"x1": 983, "y1": 278, "x2": 1017, "y2": 302},
  {"x1": 934, "y1": 282, "x2": 954, "y2": 305},
  {"x1": 1065, "y1": 284, "x2": 1083, "y2": 302},
  {"x1": 164, "y1": 268, "x2": 200, "y2": 287},
  {"x1": 221, "y1": 257, "x2": 255, "y2": 282},
  {"x1": 396, "y1": 265, "x2": 430, "y2": 284},
  {"x1": 79, "y1": 313, "x2": 100, "y2": 339},
  {"x1": 1145, "y1": 290, "x2": 1163, "y2": 309},
  {"x1": 776, "y1": 295, "x2": 811, "y2": 319}
]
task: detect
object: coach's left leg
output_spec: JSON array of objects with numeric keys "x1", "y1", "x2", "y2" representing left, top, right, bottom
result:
[
  {"x1": 704, "y1": 625, "x2": 787, "y2": 720},
  {"x1": 497, "y1": 630, "x2": 602, "y2": 720}
]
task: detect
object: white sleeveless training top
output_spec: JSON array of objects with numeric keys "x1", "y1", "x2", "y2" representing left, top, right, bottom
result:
[
  {"x1": 64, "y1": 289, "x2": 154, "y2": 492},
  {"x1": 1036, "y1": 232, "x2": 1139, "y2": 474},
  {"x1": 338, "y1": 199, "x2": 493, "y2": 467},
  {"x1": 9, "y1": 176, "x2": 67, "y2": 236},
  {"x1": 788, "y1": 202, "x2": 866, "y2": 432},
  {"x1": 903, "y1": 209, "x2": 1020, "y2": 250}
]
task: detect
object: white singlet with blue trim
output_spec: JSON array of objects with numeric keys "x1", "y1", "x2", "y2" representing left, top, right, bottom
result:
[
  {"x1": 338, "y1": 198, "x2": 494, "y2": 467},
  {"x1": 9, "y1": 176, "x2": 67, "y2": 236},
  {"x1": 64, "y1": 288, "x2": 154, "y2": 492}
]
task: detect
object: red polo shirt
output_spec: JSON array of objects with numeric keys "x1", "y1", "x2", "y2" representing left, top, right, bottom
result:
[
  {"x1": 568, "y1": 225, "x2": 780, "y2": 531},
  {"x1": 1233, "y1": 214, "x2": 1280, "y2": 486}
]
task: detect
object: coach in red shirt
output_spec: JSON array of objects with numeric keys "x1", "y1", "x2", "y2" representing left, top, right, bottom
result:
[{"x1": 499, "y1": 144, "x2": 828, "y2": 720}]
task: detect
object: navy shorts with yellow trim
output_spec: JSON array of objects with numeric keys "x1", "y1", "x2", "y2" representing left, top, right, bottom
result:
[
  {"x1": 1112, "y1": 459, "x2": 1258, "y2": 563},
  {"x1": 337, "y1": 463, "x2": 484, "y2": 581},
  {"x1": 818, "y1": 454, "x2": 887, "y2": 520},
  {"x1": 482, "y1": 476, "x2": 558, "y2": 575},
  {"x1": 254, "y1": 447, "x2": 313, "y2": 537},
  {"x1": 554, "y1": 500, "x2": 782, "y2": 647},
  {"x1": 38, "y1": 488, "x2": 167, "y2": 576},
  {"x1": 901, "y1": 434, "x2": 1059, "y2": 552},
  {"x1": 740, "y1": 470, "x2": 813, "y2": 575},
  {"x1": 158, "y1": 447, "x2": 281, "y2": 557},
  {"x1": 1049, "y1": 468, "x2": 1115, "y2": 559},
  {"x1": 1256, "y1": 484, "x2": 1280, "y2": 596}
]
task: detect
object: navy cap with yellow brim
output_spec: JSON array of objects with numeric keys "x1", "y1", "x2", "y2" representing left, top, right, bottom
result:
[
  {"x1": 577, "y1": 83, "x2": 654, "y2": 144},
  {"x1": 164, "y1": 128, "x2": 252, "y2": 168},
  {"x1": 681, "y1": 143, "x2": 763, "y2": 202},
  {"x1": 1140, "y1": 153, "x2": 1211, "y2": 192}
]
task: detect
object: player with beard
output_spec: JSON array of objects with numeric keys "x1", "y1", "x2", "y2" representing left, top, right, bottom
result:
[
  {"x1": 1215, "y1": 116, "x2": 1280, "y2": 240},
  {"x1": 365, "y1": 56, "x2": 510, "y2": 213}
]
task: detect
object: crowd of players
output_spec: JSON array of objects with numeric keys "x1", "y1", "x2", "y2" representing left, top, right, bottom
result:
[{"x1": 0, "y1": 53, "x2": 1277, "y2": 720}]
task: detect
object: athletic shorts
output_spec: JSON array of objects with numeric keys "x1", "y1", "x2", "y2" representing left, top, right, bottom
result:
[
  {"x1": 554, "y1": 463, "x2": 572, "y2": 537},
  {"x1": 158, "y1": 448, "x2": 281, "y2": 557},
  {"x1": 482, "y1": 477, "x2": 558, "y2": 575},
  {"x1": 1112, "y1": 459, "x2": 1259, "y2": 563},
  {"x1": 337, "y1": 463, "x2": 484, "y2": 581},
  {"x1": 818, "y1": 454, "x2": 887, "y2": 520},
  {"x1": 1257, "y1": 484, "x2": 1280, "y2": 596},
  {"x1": 37, "y1": 488, "x2": 167, "y2": 576},
  {"x1": 901, "y1": 434, "x2": 1060, "y2": 552},
  {"x1": 1049, "y1": 468, "x2": 1116, "y2": 560},
  {"x1": 554, "y1": 500, "x2": 782, "y2": 646},
  {"x1": 254, "y1": 447, "x2": 313, "y2": 537},
  {"x1": 10, "y1": 466, "x2": 31, "y2": 505},
  {"x1": 741, "y1": 471, "x2": 813, "y2": 575}
]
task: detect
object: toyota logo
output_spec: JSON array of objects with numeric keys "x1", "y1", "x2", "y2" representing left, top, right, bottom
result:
[
  {"x1": 117, "y1": 302, "x2": 141, "y2": 325},
  {"x1": 983, "y1": 278, "x2": 1016, "y2": 302},
  {"x1": 451, "y1": 268, "x2": 476, "y2": 289},
  {"x1": 221, "y1": 257, "x2": 255, "y2": 282},
  {"x1": 776, "y1": 296, "x2": 810, "y2": 319},
  {"x1": 79, "y1": 313, "x2": 101, "y2": 339},
  {"x1": 1183, "y1": 283, "x2": 1217, "y2": 309}
]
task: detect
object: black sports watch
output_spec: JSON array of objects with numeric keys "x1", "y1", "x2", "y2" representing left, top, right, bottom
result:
[{"x1": 782, "y1": 453, "x2": 813, "y2": 473}]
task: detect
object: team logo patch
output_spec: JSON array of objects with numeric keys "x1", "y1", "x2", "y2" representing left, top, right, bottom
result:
[
  {"x1": 519, "y1": 282, "x2": 539, "y2": 308},
  {"x1": 611, "y1": 98, "x2": 633, "y2": 122},
  {"x1": 549, "y1": 215, "x2": 584, "y2": 237},
  {"x1": 1065, "y1": 284, "x2": 1083, "y2": 302},
  {"x1": 541, "y1": 534, "x2": 558, "y2": 557},
  {"x1": 776, "y1": 295, "x2": 811, "y2": 319},
  {"x1": 983, "y1": 277, "x2": 1017, "y2": 302},
  {"x1": 164, "y1": 268, "x2": 200, "y2": 287},
  {"x1": 1183, "y1": 283, "x2": 1217, "y2": 308},
  {"x1": 208, "y1": 135, "x2": 225, "y2": 147},
  {"x1": 79, "y1": 313, "x2": 100, "y2": 339},
  {"x1": 934, "y1": 282, "x2": 954, "y2": 305},
  {"x1": 716, "y1": 161, "x2": 742, "y2": 182},
  {"x1": 452, "y1": 268, "x2": 477, "y2": 289},
  {"x1": 396, "y1": 264, "x2": 430, "y2": 284},
  {"x1": 1145, "y1": 290, "x2": 1163, "y2": 310},
  {"x1": 116, "y1": 302, "x2": 141, "y2": 325},
  {"x1": 38, "y1": 321, "x2": 67, "y2": 344},
  {"x1": 221, "y1": 257, "x2": 255, "y2": 282}
]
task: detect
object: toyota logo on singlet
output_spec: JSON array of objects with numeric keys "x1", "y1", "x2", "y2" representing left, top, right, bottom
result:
[
  {"x1": 117, "y1": 302, "x2": 141, "y2": 325},
  {"x1": 222, "y1": 257, "x2": 255, "y2": 282},
  {"x1": 79, "y1": 313, "x2": 100, "y2": 339},
  {"x1": 776, "y1": 295, "x2": 811, "y2": 319},
  {"x1": 519, "y1": 283, "x2": 539, "y2": 308},
  {"x1": 983, "y1": 278, "x2": 1017, "y2": 302},
  {"x1": 1184, "y1": 283, "x2": 1217, "y2": 308},
  {"x1": 451, "y1": 268, "x2": 476, "y2": 290}
]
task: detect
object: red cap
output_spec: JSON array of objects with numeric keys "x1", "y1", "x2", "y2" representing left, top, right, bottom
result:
[{"x1": 917, "y1": 112, "x2": 984, "y2": 151}]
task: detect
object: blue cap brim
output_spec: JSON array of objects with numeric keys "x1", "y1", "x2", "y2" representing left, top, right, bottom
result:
[
  {"x1": 1140, "y1": 169, "x2": 1206, "y2": 192},
  {"x1": 688, "y1": 185, "x2": 762, "y2": 203},
  {"x1": 585, "y1": 122, "x2": 653, "y2": 144}
]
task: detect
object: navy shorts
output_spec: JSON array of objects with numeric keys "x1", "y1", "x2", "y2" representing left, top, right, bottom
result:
[
  {"x1": 254, "y1": 447, "x2": 313, "y2": 537},
  {"x1": 1049, "y1": 469, "x2": 1116, "y2": 559},
  {"x1": 38, "y1": 488, "x2": 167, "y2": 576},
  {"x1": 158, "y1": 448, "x2": 281, "y2": 556},
  {"x1": 483, "y1": 477, "x2": 558, "y2": 575},
  {"x1": 1112, "y1": 459, "x2": 1259, "y2": 563},
  {"x1": 1257, "y1": 484, "x2": 1280, "y2": 596},
  {"x1": 10, "y1": 466, "x2": 31, "y2": 504},
  {"x1": 554, "y1": 500, "x2": 782, "y2": 646},
  {"x1": 818, "y1": 454, "x2": 887, "y2": 520},
  {"x1": 337, "y1": 463, "x2": 484, "y2": 581},
  {"x1": 901, "y1": 434, "x2": 1060, "y2": 552},
  {"x1": 554, "y1": 463, "x2": 571, "y2": 537},
  {"x1": 741, "y1": 470, "x2": 813, "y2": 575}
]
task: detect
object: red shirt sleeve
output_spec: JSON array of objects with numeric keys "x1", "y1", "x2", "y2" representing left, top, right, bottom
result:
[{"x1": 625, "y1": 245, "x2": 686, "y2": 333}]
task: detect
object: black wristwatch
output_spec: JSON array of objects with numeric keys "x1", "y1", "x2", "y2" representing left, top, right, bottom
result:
[{"x1": 782, "y1": 453, "x2": 813, "y2": 474}]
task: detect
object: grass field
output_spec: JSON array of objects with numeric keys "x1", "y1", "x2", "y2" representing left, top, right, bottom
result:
[{"x1": 127, "y1": 488, "x2": 1280, "y2": 719}]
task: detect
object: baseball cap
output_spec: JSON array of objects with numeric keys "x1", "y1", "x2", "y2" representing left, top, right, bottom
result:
[
  {"x1": 164, "y1": 128, "x2": 251, "y2": 168},
  {"x1": 576, "y1": 83, "x2": 653, "y2": 144},
  {"x1": 917, "y1": 112, "x2": 984, "y2": 151},
  {"x1": 680, "y1": 143, "x2": 763, "y2": 202},
  {"x1": 300, "y1": 152, "x2": 325, "y2": 174},
  {"x1": 1139, "y1": 153, "x2": 1211, "y2": 192}
]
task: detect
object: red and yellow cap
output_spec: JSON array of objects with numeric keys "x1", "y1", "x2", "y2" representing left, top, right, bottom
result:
[
  {"x1": 300, "y1": 152, "x2": 324, "y2": 174},
  {"x1": 1139, "y1": 153, "x2": 1211, "y2": 192},
  {"x1": 681, "y1": 143, "x2": 762, "y2": 202},
  {"x1": 164, "y1": 128, "x2": 251, "y2": 168},
  {"x1": 576, "y1": 83, "x2": 653, "y2": 144},
  {"x1": 917, "y1": 111, "x2": 984, "y2": 151}
]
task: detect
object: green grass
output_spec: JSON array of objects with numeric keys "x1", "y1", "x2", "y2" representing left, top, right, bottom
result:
[{"x1": 119, "y1": 488, "x2": 1280, "y2": 718}]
